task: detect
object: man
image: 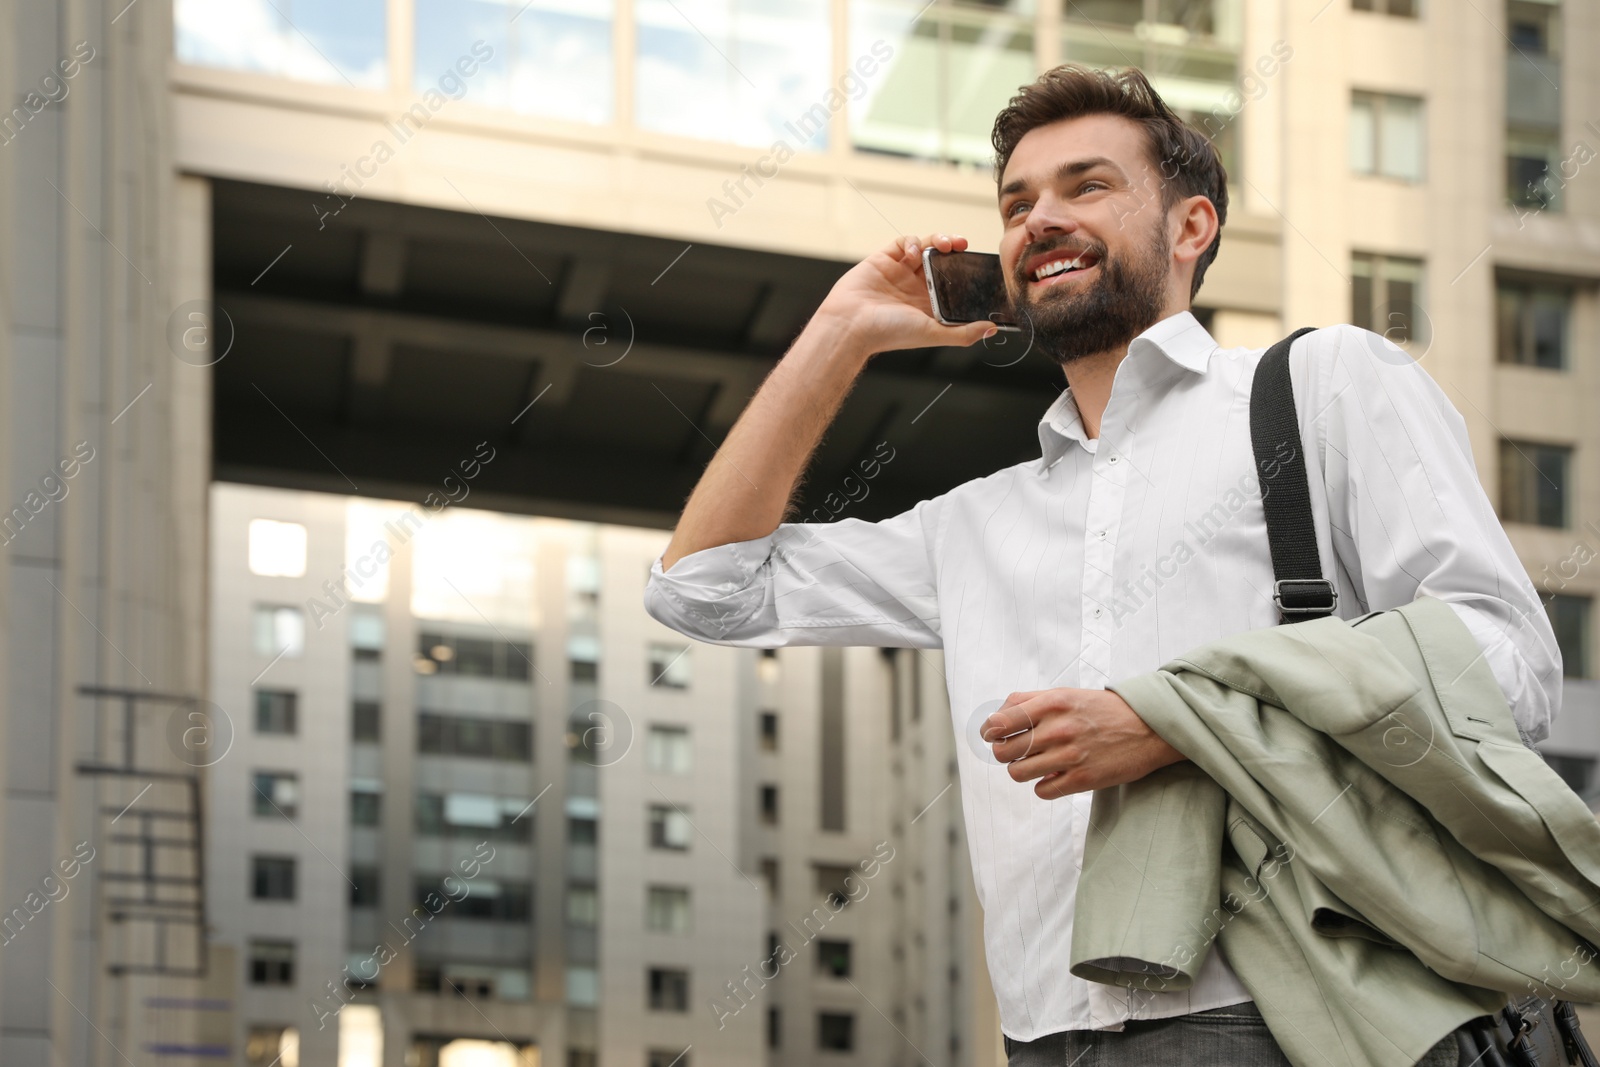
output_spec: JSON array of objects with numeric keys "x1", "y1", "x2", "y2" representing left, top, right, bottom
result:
[{"x1": 644, "y1": 65, "x2": 1560, "y2": 1064}]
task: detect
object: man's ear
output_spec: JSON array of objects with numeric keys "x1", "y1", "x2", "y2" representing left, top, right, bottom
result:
[{"x1": 1171, "y1": 194, "x2": 1219, "y2": 268}]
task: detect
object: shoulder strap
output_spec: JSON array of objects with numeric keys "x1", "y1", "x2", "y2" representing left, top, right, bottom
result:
[{"x1": 1251, "y1": 327, "x2": 1338, "y2": 625}]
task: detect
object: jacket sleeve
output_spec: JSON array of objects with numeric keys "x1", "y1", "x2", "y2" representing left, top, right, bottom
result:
[
  {"x1": 642, "y1": 495, "x2": 945, "y2": 649},
  {"x1": 1293, "y1": 325, "x2": 1562, "y2": 743}
]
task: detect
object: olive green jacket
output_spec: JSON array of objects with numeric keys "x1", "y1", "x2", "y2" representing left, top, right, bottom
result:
[{"x1": 1079, "y1": 596, "x2": 1600, "y2": 1067}]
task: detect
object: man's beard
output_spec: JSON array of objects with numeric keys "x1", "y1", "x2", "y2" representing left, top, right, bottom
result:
[{"x1": 1010, "y1": 225, "x2": 1171, "y2": 366}]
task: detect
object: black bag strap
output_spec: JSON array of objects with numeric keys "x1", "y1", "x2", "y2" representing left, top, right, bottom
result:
[{"x1": 1250, "y1": 327, "x2": 1338, "y2": 624}]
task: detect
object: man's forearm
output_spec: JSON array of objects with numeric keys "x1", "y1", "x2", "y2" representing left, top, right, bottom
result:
[{"x1": 661, "y1": 314, "x2": 870, "y2": 571}]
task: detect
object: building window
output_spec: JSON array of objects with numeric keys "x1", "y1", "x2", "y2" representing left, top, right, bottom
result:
[
  {"x1": 768, "y1": 1006, "x2": 781, "y2": 1049},
  {"x1": 1497, "y1": 280, "x2": 1570, "y2": 369},
  {"x1": 244, "y1": 1026, "x2": 299, "y2": 1067},
  {"x1": 567, "y1": 966, "x2": 599, "y2": 1007},
  {"x1": 758, "y1": 647, "x2": 781, "y2": 685},
  {"x1": 251, "y1": 855, "x2": 297, "y2": 901},
  {"x1": 1505, "y1": 1, "x2": 1563, "y2": 211},
  {"x1": 416, "y1": 877, "x2": 531, "y2": 921},
  {"x1": 352, "y1": 701, "x2": 381, "y2": 741},
  {"x1": 1351, "y1": 253, "x2": 1426, "y2": 345},
  {"x1": 1547, "y1": 594, "x2": 1591, "y2": 678},
  {"x1": 647, "y1": 1052, "x2": 690, "y2": 1067},
  {"x1": 248, "y1": 518, "x2": 308, "y2": 577},
  {"x1": 1544, "y1": 753, "x2": 1596, "y2": 797},
  {"x1": 648, "y1": 967, "x2": 690, "y2": 1012},
  {"x1": 1352, "y1": 0, "x2": 1417, "y2": 14},
  {"x1": 567, "y1": 1051, "x2": 598, "y2": 1067},
  {"x1": 350, "y1": 866, "x2": 380, "y2": 907},
  {"x1": 417, "y1": 712, "x2": 532, "y2": 761},
  {"x1": 759, "y1": 784, "x2": 780, "y2": 826},
  {"x1": 1350, "y1": 92, "x2": 1425, "y2": 182},
  {"x1": 567, "y1": 884, "x2": 599, "y2": 927},
  {"x1": 414, "y1": 632, "x2": 533, "y2": 681},
  {"x1": 254, "y1": 689, "x2": 297, "y2": 735},
  {"x1": 648, "y1": 804, "x2": 692, "y2": 850},
  {"x1": 351, "y1": 789, "x2": 382, "y2": 827},
  {"x1": 1499, "y1": 439, "x2": 1571, "y2": 527},
  {"x1": 569, "y1": 633, "x2": 600, "y2": 683},
  {"x1": 646, "y1": 725, "x2": 691, "y2": 774},
  {"x1": 252, "y1": 771, "x2": 298, "y2": 819},
  {"x1": 816, "y1": 865, "x2": 857, "y2": 909},
  {"x1": 817, "y1": 939, "x2": 852, "y2": 978},
  {"x1": 415, "y1": 793, "x2": 533, "y2": 843},
  {"x1": 647, "y1": 643, "x2": 691, "y2": 688},
  {"x1": 249, "y1": 940, "x2": 295, "y2": 986},
  {"x1": 759, "y1": 711, "x2": 779, "y2": 752},
  {"x1": 761, "y1": 857, "x2": 780, "y2": 897},
  {"x1": 252, "y1": 605, "x2": 305, "y2": 658},
  {"x1": 569, "y1": 815, "x2": 598, "y2": 845},
  {"x1": 818, "y1": 1012, "x2": 856, "y2": 1052},
  {"x1": 646, "y1": 886, "x2": 691, "y2": 934}
]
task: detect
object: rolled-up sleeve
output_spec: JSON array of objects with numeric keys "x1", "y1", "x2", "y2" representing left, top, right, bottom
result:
[
  {"x1": 1297, "y1": 325, "x2": 1563, "y2": 743},
  {"x1": 643, "y1": 496, "x2": 946, "y2": 650}
]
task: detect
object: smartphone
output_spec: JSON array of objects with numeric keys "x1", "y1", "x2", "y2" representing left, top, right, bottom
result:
[{"x1": 923, "y1": 248, "x2": 1021, "y2": 332}]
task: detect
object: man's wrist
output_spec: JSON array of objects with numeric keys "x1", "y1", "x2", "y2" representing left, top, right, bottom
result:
[{"x1": 801, "y1": 307, "x2": 875, "y2": 370}]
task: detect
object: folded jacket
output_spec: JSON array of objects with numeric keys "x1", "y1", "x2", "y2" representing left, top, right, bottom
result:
[{"x1": 1075, "y1": 596, "x2": 1600, "y2": 1067}]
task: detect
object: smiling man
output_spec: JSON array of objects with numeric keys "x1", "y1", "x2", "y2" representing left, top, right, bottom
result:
[{"x1": 644, "y1": 66, "x2": 1558, "y2": 1065}]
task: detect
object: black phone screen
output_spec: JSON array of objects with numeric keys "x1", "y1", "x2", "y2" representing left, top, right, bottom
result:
[{"x1": 925, "y1": 250, "x2": 1019, "y2": 330}]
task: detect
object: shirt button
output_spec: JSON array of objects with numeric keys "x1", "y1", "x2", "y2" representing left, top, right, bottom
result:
[
  {"x1": 1108, "y1": 454, "x2": 1120, "y2": 465},
  {"x1": 1093, "y1": 607, "x2": 1104, "y2": 619},
  {"x1": 1095, "y1": 530, "x2": 1107, "y2": 540}
]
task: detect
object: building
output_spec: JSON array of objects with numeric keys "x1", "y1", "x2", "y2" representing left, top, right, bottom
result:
[
  {"x1": 2, "y1": 0, "x2": 1598, "y2": 1063},
  {"x1": 207, "y1": 482, "x2": 995, "y2": 1065}
]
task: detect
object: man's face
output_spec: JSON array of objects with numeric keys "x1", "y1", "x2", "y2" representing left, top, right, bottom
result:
[{"x1": 997, "y1": 113, "x2": 1175, "y2": 365}]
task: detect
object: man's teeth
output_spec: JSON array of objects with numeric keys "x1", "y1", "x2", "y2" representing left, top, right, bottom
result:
[{"x1": 1033, "y1": 257, "x2": 1093, "y2": 281}]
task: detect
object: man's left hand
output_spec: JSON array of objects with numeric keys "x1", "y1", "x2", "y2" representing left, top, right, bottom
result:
[{"x1": 982, "y1": 688, "x2": 1187, "y2": 798}]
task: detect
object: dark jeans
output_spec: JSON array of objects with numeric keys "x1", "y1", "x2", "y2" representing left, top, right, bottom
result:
[{"x1": 1003, "y1": 1002, "x2": 1463, "y2": 1066}]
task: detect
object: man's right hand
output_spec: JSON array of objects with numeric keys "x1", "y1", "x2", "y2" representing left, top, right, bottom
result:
[{"x1": 815, "y1": 232, "x2": 1001, "y2": 358}]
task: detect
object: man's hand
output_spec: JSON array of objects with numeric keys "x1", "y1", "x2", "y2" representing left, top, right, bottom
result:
[
  {"x1": 982, "y1": 688, "x2": 1187, "y2": 799},
  {"x1": 814, "y1": 232, "x2": 1000, "y2": 357}
]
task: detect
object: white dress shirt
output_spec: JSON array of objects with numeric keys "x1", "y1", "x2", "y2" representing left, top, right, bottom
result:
[{"x1": 643, "y1": 310, "x2": 1562, "y2": 1041}]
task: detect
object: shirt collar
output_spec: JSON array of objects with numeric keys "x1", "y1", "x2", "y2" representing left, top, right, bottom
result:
[{"x1": 1035, "y1": 310, "x2": 1219, "y2": 470}]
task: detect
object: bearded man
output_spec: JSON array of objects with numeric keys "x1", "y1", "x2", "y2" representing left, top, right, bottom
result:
[{"x1": 645, "y1": 65, "x2": 1558, "y2": 1066}]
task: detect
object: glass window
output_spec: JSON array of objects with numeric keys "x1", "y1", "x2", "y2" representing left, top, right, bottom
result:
[
  {"x1": 1351, "y1": 252, "x2": 1426, "y2": 346},
  {"x1": 1547, "y1": 594, "x2": 1590, "y2": 678},
  {"x1": 648, "y1": 804, "x2": 692, "y2": 850},
  {"x1": 854, "y1": 0, "x2": 1037, "y2": 166},
  {"x1": 418, "y1": 877, "x2": 531, "y2": 920},
  {"x1": 567, "y1": 884, "x2": 599, "y2": 926},
  {"x1": 1499, "y1": 439, "x2": 1571, "y2": 527},
  {"x1": 417, "y1": 712, "x2": 533, "y2": 760},
  {"x1": 253, "y1": 605, "x2": 305, "y2": 658},
  {"x1": 646, "y1": 725, "x2": 692, "y2": 773},
  {"x1": 761, "y1": 856, "x2": 780, "y2": 896},
  {"x1": 648, "y1": 967, "x2": 690, "y2": 1011},
  {"x1": 248, "y1": 519, "x2": 307, "y2": 577},
  {"x1": 648, "y1": 1052, "x2": 690, "y2": 1067},
  {"x1": 1352, "y1": 0, "x2": 1417, "y2": 15},
  {"x1": 647, "y1": 886, "x2": 692, "y2": 933},
  {"x1": 252, "y1": 855, "x2": 297, "y2": 900},
  {"x1": 818, "y1": 1011, "x2": 856, "y2": 1051},
  {"x1": 1350, "y1": 91, "x2": 1424, "y2": 182},
  {"x1": 1507, "y1": 0, "x2": 1560, "y2": 56},
  {"x1": 567, "y1": 966, "x2": 599, "y2": 1006},
  {"x1": 350, "y1": 865, "x2": 381, "y2": 907},
  {"x1": 175, "y1": 0, "x2": 388, "y2": 89},
  {"x1": 759, "y1": 711, "x2": 779, "y2": 751},
  {"x1": 1543, "y1": 752, "x2": 1596, "y2": 796},
  {"x1": 636, "y1": 0, "x2": 833, "y2": 149},
  {"x1": 569, "y1": 815, "x2": 599, "y2": 845},
  {"x1": 415, "y1": 792, "x2": 533, "y2": 842},
  {"x1": 249, "y1": 939, "x2": 296, "y2": 985},
  {"x1": 245, "y1": 1027, "x2": 299, "y2": 1067},
  {"x1": 414, "y1": 0, "x2": 613, "y2": 124},
  {"x1": 350, "y1": 611, "x2": 385, "y2": 651},
  {"x1": 815, "y1": 864, "x2": 856, "y2": 908},
  {"x1": 253, "y1": 771, "x2": 299, "y2": 818},
  {"x1": 1497, "y1": 280, "x2": 1570, "y2": 368},
  {"x1": 351, "y1": 789, "x2": 382, "y2": 827},
  {"x1": 768, "y1": 1007, "x2": 781, "y2": 1049},
  {"x1": 647, "y1": 643, "x2": 691, "y2": 689},
  {"x1": 415, "y1": 632, "x2": 534, "y2": 681},
  {"x1": 255, "y1": 689, "x2": 298, "y2": 734},
  {"x1": 1507, "y1": 135, "x2": 1563, "y2": 212},
  {"x1": 817, "y1": 939, "x2": 852, "y2": 977},
  {"x1": 759, "y1": 784, "x2": 779, "y2": 825},
  {"x1": 352, "y1": 700, "x2": 382, "y2": 741}
]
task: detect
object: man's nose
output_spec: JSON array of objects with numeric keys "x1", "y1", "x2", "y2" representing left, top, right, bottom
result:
[{"x1": 1024, "y1": 193, "x2": 1079, "y2": 245}]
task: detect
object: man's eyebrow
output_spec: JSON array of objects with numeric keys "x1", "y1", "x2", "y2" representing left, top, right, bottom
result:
[{"x1": 998, "y1": 156, "x2": 1127, "y2": 201}]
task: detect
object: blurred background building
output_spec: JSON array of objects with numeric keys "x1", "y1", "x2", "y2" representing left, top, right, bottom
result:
[{"x1": 1, "y1": 0, "x2": 1597, "y2": 1063}]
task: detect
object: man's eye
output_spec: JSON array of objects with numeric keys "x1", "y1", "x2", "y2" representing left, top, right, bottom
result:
[
  {"x1": 1006, "y1": 201, "x2": 1029, "y2": 217},
  {"x1": 1080, "y1": 181, "x2": 1107, "y2": 194}
]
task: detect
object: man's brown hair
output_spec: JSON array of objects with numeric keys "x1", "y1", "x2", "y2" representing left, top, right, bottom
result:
[{"x1": 991, "y1": 64, "x2": 1228, "y2": 301}]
